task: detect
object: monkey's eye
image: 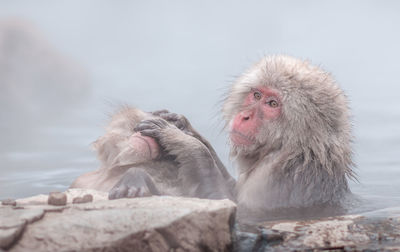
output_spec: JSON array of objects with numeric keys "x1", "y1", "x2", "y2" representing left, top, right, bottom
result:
[
  {"x1": 253, "y1": 92, "x2": 262, "y2": 100},
  {"x1": 267, "y1": 100, "x2": 279, "y2": 108}
]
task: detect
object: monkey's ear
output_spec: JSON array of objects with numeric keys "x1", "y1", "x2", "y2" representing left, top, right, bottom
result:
[{"x1": 92, "y1": 134, "x2": 125, "y2": 167}]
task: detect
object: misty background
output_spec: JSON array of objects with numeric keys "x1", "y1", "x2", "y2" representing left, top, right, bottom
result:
[{"x1": 0, "y1": 1, "x2": 399, "y2": 210}]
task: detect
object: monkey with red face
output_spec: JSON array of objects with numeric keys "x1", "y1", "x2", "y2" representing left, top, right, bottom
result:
[
  {"x1": 223, "y1": 55, "x2": 355, "y2": 216},
  {"x1": 72, "y1": 55, "x2": 354, "y2": 219}
]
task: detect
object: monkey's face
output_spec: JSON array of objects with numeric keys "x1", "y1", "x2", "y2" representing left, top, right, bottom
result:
[
  {"x1": 229, "y1": 86, "x2": 282, "y2": 150},
  {"x1": 224, "y1": 55, "x2": 352, "y2": 163},
  {"x1": 129, "y1": 132, "x2": 160, "y2": 160}
]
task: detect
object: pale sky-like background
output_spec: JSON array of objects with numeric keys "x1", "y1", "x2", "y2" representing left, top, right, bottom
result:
[{"x1": 0, "y1": 1, "x2": 399, "y2": 210}]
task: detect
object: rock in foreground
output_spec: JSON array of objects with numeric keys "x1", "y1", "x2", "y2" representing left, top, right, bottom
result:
[
  {"x1": 235, "y1": 207, "x2": 400, "y2": 251},
  {"x1": 1, "y1": 189, "x2": 236, "y2": 251},
  {"x1": 3, "y1": 189, "x2": 400, "y2": 251}
]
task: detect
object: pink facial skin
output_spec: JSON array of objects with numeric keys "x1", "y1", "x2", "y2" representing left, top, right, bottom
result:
[
  {"x1": 129, "y1": 132, "x2": 160, "y2": 160},
  {"x1": 230, "y1": 86, "x2": 281, "y2": 146}
]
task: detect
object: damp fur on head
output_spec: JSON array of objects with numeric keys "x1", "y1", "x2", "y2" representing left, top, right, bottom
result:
[{"x1": 223, "y1": 55, "x2": 355, "y2": 210}]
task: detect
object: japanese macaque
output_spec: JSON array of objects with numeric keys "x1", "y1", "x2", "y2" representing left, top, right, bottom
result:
[
  {"x1": 71, "y1": 55, "x2": 354, "y2": 219},
  {"x1": 71, "y1": 107, "x2": 235, "y2": 201},
  {"x1": 223, "y1": 55, "x2": 355, "y2": 214}
]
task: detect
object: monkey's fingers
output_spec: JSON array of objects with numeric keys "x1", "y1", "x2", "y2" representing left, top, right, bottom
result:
[
  {"x1": 151, "y1": 109, "x2": 170, "y2": 116},
  {"x1": 134, "y1": 119, "x2": 167, "y2": 132},
  {"x1": 159, "y1": 112, "x2": 179, "y2": 121},
  {"x1": 149, "y1": 118, "x2": 169, "y2": 127},
  {"x1": 121, "y1": 186, "x2": 151, "y2": 198},
  {"x1": 108, "y1": 184, "x2": 129, "y2": 200},
  {"x1": 158, "y1": 113, "x2": 188, "y2": 130},
  {"x1": 134, "y1": 122, "x2": 156, "y2": 132},
  {"x1": 127, "y1": 187, "x2": 140, "y2": 198},
  {"x1": 138, "y1": 129, "x2": 160, "y2": 139}
]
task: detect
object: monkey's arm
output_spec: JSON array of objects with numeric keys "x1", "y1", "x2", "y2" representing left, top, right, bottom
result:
[
  {"x1": 135, "y1": 118, "x2": 236, "y2": 201},
  {"x1": 152, "y1": 110, "x2": 237, "y2": 196}
]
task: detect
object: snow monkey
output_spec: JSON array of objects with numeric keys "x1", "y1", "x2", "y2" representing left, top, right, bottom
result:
[
  {"x1": 222, "y1": 55, "x2": 355, "y2": 213},
  {"x1": 72, "y1": 55, "x2": 354, "y2": 217},
  {"x1": 71, "y1": 107, "x2": 236, "y2": 201}
]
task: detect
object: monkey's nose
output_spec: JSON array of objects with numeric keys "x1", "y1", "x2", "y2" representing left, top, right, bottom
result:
[
  {"x1": 231, "y1": 110, "x2": 259, "y2": 136},
  {"x1": 239, "y1": 110, "x2": 254, "y2": 122}
]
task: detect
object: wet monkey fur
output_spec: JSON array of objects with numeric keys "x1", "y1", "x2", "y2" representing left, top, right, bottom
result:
[
  {"x1": 72, "y1": 55, "x2": 354, "y2": 216},
  {"x1": 71, "y1": 108, "x2": 235, "y2": 200},
  {"x1": 223, "y1": 55, "x2": 354, "y2": 213}
]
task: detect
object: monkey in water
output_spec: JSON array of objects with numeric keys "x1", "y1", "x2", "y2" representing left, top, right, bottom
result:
[
  {"x1": 222, "y1": 55, "x2": 355, "y2": 216},
  {"x1": 71, "y1": 107, "x2": 236, "y2": 201},
  {"x1": 72, "y1": 55, "x2": 354, "y2": 219}
]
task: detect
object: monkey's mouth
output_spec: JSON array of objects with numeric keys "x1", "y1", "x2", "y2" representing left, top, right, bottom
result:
[{"x1": 230, "y1": 131, "x2": 255, "y2": 146}]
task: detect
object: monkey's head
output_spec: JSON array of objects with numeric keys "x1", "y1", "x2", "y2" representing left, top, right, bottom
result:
[{"x1": 223, "y1": 55, "x2": 353, "y2": 176}]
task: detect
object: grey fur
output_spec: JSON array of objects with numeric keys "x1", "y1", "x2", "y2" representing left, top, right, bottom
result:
[
  {"x1": 71, "y1": 107, "x2": 235, "y2": 201},
  {"x1": 222, "y1": 55, "x2": 355, "y2": 211}
]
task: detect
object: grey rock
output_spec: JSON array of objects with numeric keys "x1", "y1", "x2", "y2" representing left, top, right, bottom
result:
[
  {"x1": 47, "y1": 192, "x2": 67, "y2": 206},
  {"x1": 1, "y1": 199, "x2": 16, "y2": 206},
  {"x1": 0, "y1": 208, "x2": 44, "y2": 250},
  {"x1": 0, "y1": 225, "x2": 24, "y2": 250},
  {"x1": 234, "y1": 207, "x2": 400, "y2": 251},
  {"x1": 72, "y1": 194, "x2": 93, "y2": 204},
  {"x1": 16, "y1": 189, "x2": 108, "y2": 206},
  {"x1": 8, "y1": 189, "x2": 400, "y2": 251},
  {"x1": 0, "y1": 208, "x2": 45, "y2": 229},
  {"x1": 233, "y1": 225, "x2": 284, "y2": 252},
  {"x1": 7, "y1": 192, "x2": 236, "y2": 251},
  {"x1": 234, "y1": 230, "x2": 260, "y2": 251}
]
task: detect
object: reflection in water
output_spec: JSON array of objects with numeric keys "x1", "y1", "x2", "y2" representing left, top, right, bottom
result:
[
  {"x1": 0, "y1": 146, "x2": 98, "y2": 198},
  {"x1": 236, "y1": 193, "x2": 371, "y2": 224},
  {"x1": 0, "y1": 1, "x2": 400, "y2": 218}
]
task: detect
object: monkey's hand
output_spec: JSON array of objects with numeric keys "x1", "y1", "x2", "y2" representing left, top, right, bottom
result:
[
  {"x1": 151, "y1": 110, "x2": 216, "y2": 156},
  {"x1": 109, "y1": 168, "x2": 161, "y2": 199},
  {"x1": 134, "y1": 118, "x2": 205, "y2": 158},
  {"x1": 150, "y1": 110, "x2": 213, "y2": 155},
  {"x1": 134, "y1": 118, "x2": 234, "y2": 200},
  {"x1": 151, "y1": 110, "x2": 196, "y2": 137},
  {"x1": 151, "y1": 110, "x2": 236, "y2": 191}
]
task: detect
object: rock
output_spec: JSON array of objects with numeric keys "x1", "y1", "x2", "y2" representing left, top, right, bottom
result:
[
  {"x1": 0, "y1": 225, "x2": 24, "y2": 250},
  {"x1": 17, "y1": 189, "x2": 108, "y2": 205},
  {"x1": 233, "y1": 225, "x2": 284, "y2": 251},
  {"x1": 4, "y1": 191, "x2": 236, "y2": 251},
  {"x1": 233, "y1": 230, "x2": 260, "y2": 251},
  {"x1": 1, "y1": 199, "x2": 16, "y2": 206},
  {"x1": 0, "y1": 208, "x2": 45, "y2": 229},
  {"x1": 47, "y1": 192, "x2": 67, "y2": 206},
  {"x1": 234, "y1": 207, "x2": 400, "y2": 251},
  {"x1": 7, "y1": 188, "x2": 400, "y2": 251},
  {"x1": 0, "y1": 208, "x2": 45, "y2": 250},
  {"x1": 15, "y1": 194, "x2": 48, "y2": 205},
  {"x1": 72, "y1": 194, "x2": 93, "y2": 204}
]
